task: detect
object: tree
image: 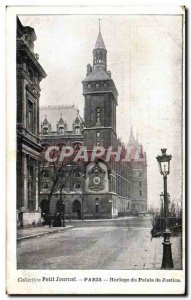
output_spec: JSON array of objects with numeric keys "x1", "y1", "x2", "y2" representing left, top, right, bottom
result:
[{"x1": 40, "y1": 146, "x2": 85, "y2": 216}]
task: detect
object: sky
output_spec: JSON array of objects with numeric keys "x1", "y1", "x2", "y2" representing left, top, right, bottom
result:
[{"x1": 20, "y1": 14, "x2": 183, "y2": 209}]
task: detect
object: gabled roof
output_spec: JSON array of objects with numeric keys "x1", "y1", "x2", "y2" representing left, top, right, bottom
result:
[
  {"x1": 94, "y1": 32, "x2": 106, "y2": 50},
  {"x1": 57, "y1": 116, "x2": 65, "y2": 125},
  {"x1": 42, "y1": 117, "x2": 49, "y2": 126},
  {"x1": 83, "y1": 68, "x2": 111, "y2": 82},
  {"x1": 40, "y1": 105, "x2": 83, "y2": 132}
]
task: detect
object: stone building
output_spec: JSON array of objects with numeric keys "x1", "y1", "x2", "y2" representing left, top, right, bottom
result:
[
  {"x1": 17, "y1": 17, "x2": 46, "y2": 226},
  {"x1": 39, "y1": 27, "x2": 147, "y2": 219}
]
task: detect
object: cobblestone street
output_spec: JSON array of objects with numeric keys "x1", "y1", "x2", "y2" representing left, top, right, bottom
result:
[{"x1": 17, "y1": 217, "x2": 182, "y2": 270}]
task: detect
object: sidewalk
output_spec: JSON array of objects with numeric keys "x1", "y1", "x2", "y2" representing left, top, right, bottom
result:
[
  {"x1": 17, "y1": 225, "x2": 73, "y2": 241},
  {"x1": 144, "y1": 236, "x2": 182, "y2": 269}
]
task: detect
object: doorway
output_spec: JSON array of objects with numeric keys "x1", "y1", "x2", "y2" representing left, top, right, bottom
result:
[{"x1": 72, "y1": 200, "x2": 81, "y2": 219}]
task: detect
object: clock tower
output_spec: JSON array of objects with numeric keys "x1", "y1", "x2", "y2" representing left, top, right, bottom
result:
[{"x1": 82, "y1": 26, "x2": 118, "y2": 150}]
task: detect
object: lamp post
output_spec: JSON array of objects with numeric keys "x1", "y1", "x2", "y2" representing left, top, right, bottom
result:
[
  {"x1": 156, "y1": 148, "x2": 174, "y2": 269},
  {"x1": 81, "y1": 171, "x2": 86, "y2": 221},
  {"x1": 160, "y1": 192, "x2": 164, "y2": 233},
  {"x1": 160, "y1": 192, "x2": 164, "y2": 217}
]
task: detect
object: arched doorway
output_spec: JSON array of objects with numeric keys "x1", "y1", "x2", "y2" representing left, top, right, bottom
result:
[{"x1": 73, "y1": 200, "x2": 81, "y2": 219}]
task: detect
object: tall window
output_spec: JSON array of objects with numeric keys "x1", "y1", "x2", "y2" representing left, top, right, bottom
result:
[
  {"x1": 139, "y1": 181, "x2": 142, "y2": 197},
  {"x1": 28, "y1": 100, "x2": 34, "y2": 133},
  {"x1": 27, "y1": 157, "x2": 36, "y2": 211},
  {"x1": 43, "y1": 127, "x2": 48, "y2": 135},
  {"x1": 96, "y1": 107, "x2": 100, "y2": 124},
  {"x1": 95, "y1": 198, "x2": 99, "y2": 213}
]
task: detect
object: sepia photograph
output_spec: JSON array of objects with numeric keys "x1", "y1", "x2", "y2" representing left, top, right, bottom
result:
[{"x1": 6, "y1": 5, "x2": 185, "y2": 295}]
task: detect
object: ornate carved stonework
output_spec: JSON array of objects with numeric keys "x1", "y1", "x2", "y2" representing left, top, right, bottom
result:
[
  {"x1": 26, "y1": 83, "x2": 39, "y2": 97},
  {"x1": 88, "y1": 162, "x2": 106, "y2": 191}
]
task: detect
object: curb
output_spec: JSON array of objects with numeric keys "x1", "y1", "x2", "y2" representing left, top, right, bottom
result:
[{"x1": 17, "y1": 226, "x2": 74, "y2": 241}]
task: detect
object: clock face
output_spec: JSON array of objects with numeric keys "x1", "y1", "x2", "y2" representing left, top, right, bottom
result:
[{"x1": 93, "y1": 176, "x2": 101, "y2": 185}]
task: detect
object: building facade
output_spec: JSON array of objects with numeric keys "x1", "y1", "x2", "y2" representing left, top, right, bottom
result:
[
  {"x1": 17, "y1": 17, "x2": 46, "y2": 226},
  {"x1": 39, "y1": 28, "x2": 147, "y2": 220}
]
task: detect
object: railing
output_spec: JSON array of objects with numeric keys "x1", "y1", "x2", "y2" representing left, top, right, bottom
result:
[{"x1": 151, "y1": 216, "x2": 182, "y2": 238}]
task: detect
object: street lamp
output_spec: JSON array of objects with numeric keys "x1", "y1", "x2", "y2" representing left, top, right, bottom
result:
[{"x1": 156, "y1": 148, "x2": 174, "y2": 269}]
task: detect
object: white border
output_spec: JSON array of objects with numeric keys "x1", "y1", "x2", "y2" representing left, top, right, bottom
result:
[{"x1": 5, "y1": 5, "x2": 186, "y2": 296}]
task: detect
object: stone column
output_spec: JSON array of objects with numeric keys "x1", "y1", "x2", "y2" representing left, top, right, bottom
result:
[
  {"x1": 23, "y1": 153, "x2": 28, "y2": 210},
  {"x1": 35, "y1": 160, "x2": 39, "y2": 211}
]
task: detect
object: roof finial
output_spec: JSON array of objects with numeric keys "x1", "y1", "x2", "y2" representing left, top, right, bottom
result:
[
  {"x1": 136, "y1": 133, "x2": 139, "y2": 144},
  {"x1": 99, "y1": 18, "x2": 102, "y2": 33}
]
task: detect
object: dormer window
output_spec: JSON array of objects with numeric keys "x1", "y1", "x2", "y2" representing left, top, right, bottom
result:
[
  {"x1": 42, "y1": 116, "x2": 50, "y2": 135},
  {"x1": 58, "y1": 126, "x2": 64, "y2": 134},
  {"x1": 57, "y1": 116, "x2": 66, "y2": 135},
  {"x1": 43, "y1": 127, "x2": 48, "y2": 135}
]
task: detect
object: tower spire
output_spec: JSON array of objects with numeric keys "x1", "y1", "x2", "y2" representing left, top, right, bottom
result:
[
  {"x1": 99, "y1": 18, "x2": 101, "y2": 33},
  {"x1": 93, "y1": 20, "x2": 107, "y2": 71},
  {"x1": 128, "y1": 126, "x2": 136, "y2": 145}
]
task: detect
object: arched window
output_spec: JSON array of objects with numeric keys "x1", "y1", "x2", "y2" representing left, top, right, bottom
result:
[
  {"x1": 43, "y1": 127, "x2": 48, "y2": 135},
  {"x1": 96, "y1": 131, "x2": 100, "y2": 138},
  {"x1": 73, "y1": 143, "x2": 82, "y2": 150},
  {"x1": 58, "y1": 126, "x2": 64, "y2": 134}
]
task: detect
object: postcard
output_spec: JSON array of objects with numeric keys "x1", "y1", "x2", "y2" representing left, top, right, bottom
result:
[{"x1": 6, "y1": 5, "x2": 185, "y2": 295}]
